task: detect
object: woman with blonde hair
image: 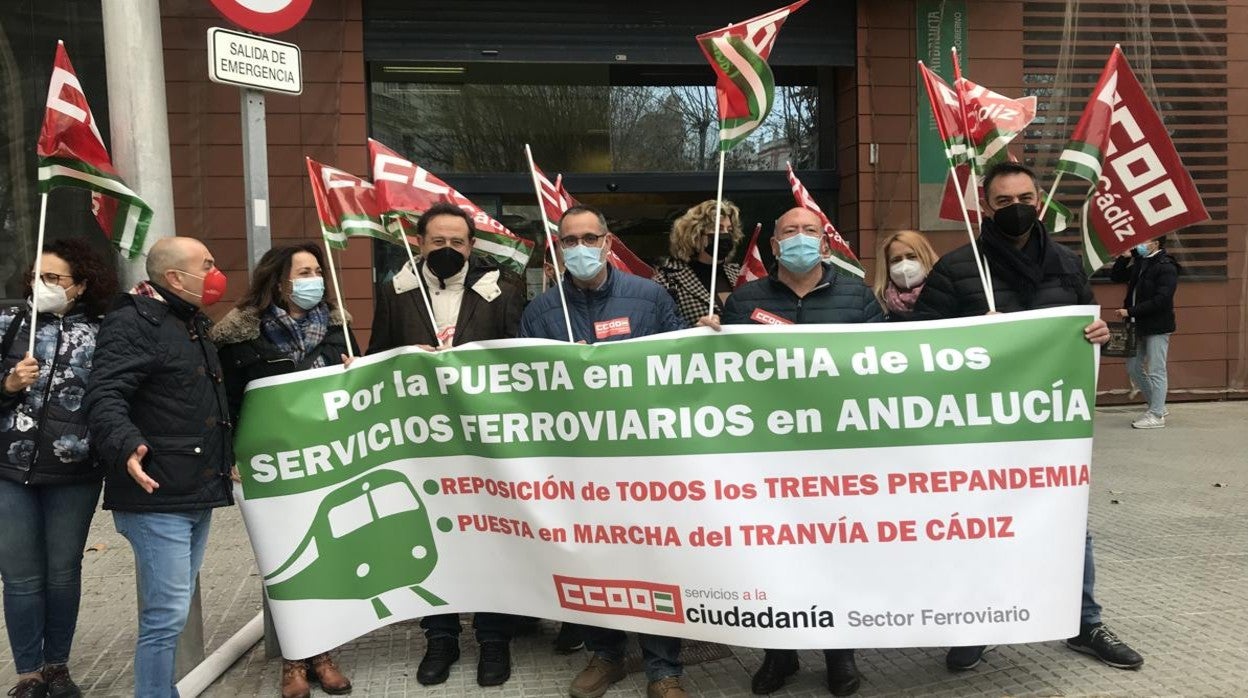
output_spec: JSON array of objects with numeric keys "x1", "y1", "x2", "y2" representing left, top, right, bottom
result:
[
  {"x1": 873, "y1": 230, "x2": 939, "y2": 321},
  {"x1": 653, "y1": 199, "x2": 743, "y2": 327}
]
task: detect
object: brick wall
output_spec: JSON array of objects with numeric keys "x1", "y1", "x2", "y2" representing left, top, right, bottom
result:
[
  {"x1": 161, "y1": 0, "x2": 375, "y2": 347},
  {"x1": 844, "y1": 0, "x2": 1246, "y2": 401}
]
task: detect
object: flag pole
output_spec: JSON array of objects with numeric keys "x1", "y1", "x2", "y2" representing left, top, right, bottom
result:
[
  {"x1": 27, "y1": 192, "x2": 49, "y2": 356},
  {"x1": 950, "y1": 48, "x2": 997, "y2": 313},
  {"x1": 1039, "y1": 172, "x2": 1064, "y2": 222},
  {"x1": 524, "y1": 144, "x2": 574, "y2": 343},
  {"x1": 321, "y1": 239, "x2": 354, "y2": 360},
  {"x1": 707, "y1": 149, "x2": 726, "y2": 318}
]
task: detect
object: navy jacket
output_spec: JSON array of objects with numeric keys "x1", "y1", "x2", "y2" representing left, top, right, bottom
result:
[
  {"x1": 722, "y1": 264, "x2": 884, "y2": 326},
  {"x1": 520, "y1": 268, "x2": 686, "y2": 343}
]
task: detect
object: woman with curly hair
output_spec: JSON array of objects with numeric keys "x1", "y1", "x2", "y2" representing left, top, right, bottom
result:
[
  {"x1": 211, "y1": 242, "x2": 355, "y2": 698},
  {"x1": 0, "y1": 238, "x2": 118, "y2": 698},
  {"x1": 653, "y1": 199, "x2": 743, "y2": 327}
]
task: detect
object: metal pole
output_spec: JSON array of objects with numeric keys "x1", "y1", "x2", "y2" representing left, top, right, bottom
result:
[
  {"x1": 240, "y1": 88, "x2": 271, "y2": 274},
  {"x1": 101, "y1": 0, "x2": 176, "y2": 285}
]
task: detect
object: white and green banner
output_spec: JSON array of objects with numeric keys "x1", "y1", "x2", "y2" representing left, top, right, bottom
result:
[{"x1": 234, "y1": 307, "x2": 1098, "y2": 659}]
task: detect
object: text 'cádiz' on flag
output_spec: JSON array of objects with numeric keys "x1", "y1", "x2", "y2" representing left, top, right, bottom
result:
[
  {"x1": 696, "y1": 0, "x2": 807, "y2": 152},
  {"x1": 787, "y1": 163, "x2": 864, "y2": 279},
  {"x1": 37, "y1": 41, "x2": 152, "y2": 259},
  {"x1": 370, "y1": 139, "x2": 534, "y2": 276},
  {"x1": 305, "y1": 157, "x2": 389, "y2": 250},
  {"x1": 1055, "y1": 45, "x2": 1209, "y2": 273}
]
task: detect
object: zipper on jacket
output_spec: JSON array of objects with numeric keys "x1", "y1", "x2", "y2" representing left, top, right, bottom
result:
[{"x1": 25, "y1": 316, "x2": 66, "y2": 484}]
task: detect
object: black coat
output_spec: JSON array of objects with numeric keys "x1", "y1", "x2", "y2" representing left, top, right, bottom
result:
[
  {"x1": 211, "y1": 304, "x2": 357, "y2": 422},
  {"x1": 0, "y1": 306, "x2": 103, "y2": 486},
  {"x1": 368, "y1": 258, "x2": 525, "y2": 352},
  {"x1": 84, "y1": 288, "x2": 234, "y2": 512},
  {"x1": 722, "y1": 264, "x2": 884, "y2": 326},
  {"x1": 912, "y1": 230, "x2": 1094, "y2": 319},
  {"x1": 1110, "y1": 251, "x2": 1178, "y2": 336}
]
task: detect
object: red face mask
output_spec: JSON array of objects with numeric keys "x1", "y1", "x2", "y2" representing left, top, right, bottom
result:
[{"x1": 173, "y1": 267, "x2": 228, "y2": 306}]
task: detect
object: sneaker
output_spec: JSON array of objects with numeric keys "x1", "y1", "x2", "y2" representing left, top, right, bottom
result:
[
  {"x1": 6, "y1": 679, "x2": 47, "y2": 698},
  {"x1": 476, "y1": 641, "x2": 512, "y2": 687},
  {"x1": 646, "y1": 676, "x2": 688, "y2": 698},
  {"x1": 569, "y1": 656, "x2": 627, "y2": 698},
  {"x1": 1065, "y1": 623, "x2": 1144, "y2": 669},
  {"x1": 945, "y1": 645, "x2": 987, "y2": 671},
  {"x1": 1132, "y1": 413, "x2": 1165, "y2": 429},
  {"x1": 416, "y1": 636, "x2": 460, "y2": 686},
  {"x1": 40, "y1": 666, "x2": 79, "y2": 698},
  {"x1": 554, "y1": 622, "x2": 586, "y2": 654}
]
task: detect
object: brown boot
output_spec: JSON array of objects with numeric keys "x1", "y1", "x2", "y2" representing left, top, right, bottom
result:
[
  {"x1": 569, "y1": 655, "x2": 627, "y2": 698},
  {"x1": 280, "y1": 660, "x2": 311, "y2": 698},
  {"x1": 309, "y1": 652, "x2": 353, "y2": 695},
  {"x1": 647, "y1": 676, "x2": 689, "y2": 698}
]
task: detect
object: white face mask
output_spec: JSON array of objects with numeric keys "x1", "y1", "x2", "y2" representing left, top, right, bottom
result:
[
  {"x1": 34, "y1": 279, "x2": 72, "y2": 315},
  {"x1": 889, "y1": 259, "x2": 927, "y2": 290}
]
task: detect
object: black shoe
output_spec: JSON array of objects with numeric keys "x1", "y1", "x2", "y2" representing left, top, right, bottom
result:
[
  {"x1": 39, "y1": 666, "x2": 79, "y2": 698},
  {"x1": 945, "y1": 645, "x2": 987, "y2": 671},
  {"x1": 1065, "y1": 623, "x2": 1144, "y2": 669},
  {"x1": 823, "y1": 650, "x2": 861, "y2": 696},
  {"x1": 554, "y1": 622, "x2": 586, "y2": 654},
  {"x1": 6, "y1": 679, "x2": 47, "y2": 698},
  {"x1": 477, "y1": 641, "x2": 512, "y2": 687},
  {"x1": 416, "y1": 636, "x2": 460, "y2": 686},
  {"x1": 751, "y1": 649, "x2": 799, "y2": 694}
]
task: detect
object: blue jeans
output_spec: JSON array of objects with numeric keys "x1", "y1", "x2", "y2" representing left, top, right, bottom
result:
[
  {"x1": 0, "y1": 479, "x2": 101, "y2": 674},
  {"x1": 586, "y1": 627, "x2": 681, "y2": 682},
  {"x1": 114, "y1": 510, "x2": 212, "y2": 698},
  {"x1": 1126, "y1": 332, "x2": 1170, "y2": 416},
  {"x1": 1082, "y1": 531, "x2": 1102, "y2": 626}
]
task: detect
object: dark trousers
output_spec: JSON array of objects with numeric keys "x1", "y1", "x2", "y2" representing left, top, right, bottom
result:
[
  {"x1": 0, "y1": 478, "x2": 101, "y2": 674},
  {"x1": 421, "y1": 613, "x2": 515, "y2": 644}
]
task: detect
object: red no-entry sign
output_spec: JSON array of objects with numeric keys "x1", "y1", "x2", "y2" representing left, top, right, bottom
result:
[{"x1": 208, "y1": 0, "x2": 312, "y2": 34}]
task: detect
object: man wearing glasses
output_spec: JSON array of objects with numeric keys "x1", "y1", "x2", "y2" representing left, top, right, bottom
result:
[
  {"x1": 718, "y1": 206, "x2": 881, "y2": 697},
  {"x1": 519, "y1": 205, "x2": 688, "y2": 698}
]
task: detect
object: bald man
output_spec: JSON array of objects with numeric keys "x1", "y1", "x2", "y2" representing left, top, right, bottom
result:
[
  {"x1": 85, "y1": 236, "x2": 234, "y2": 698},
  {"x1": 719, "y1": 208, "x2": 880, "y2": 696}
]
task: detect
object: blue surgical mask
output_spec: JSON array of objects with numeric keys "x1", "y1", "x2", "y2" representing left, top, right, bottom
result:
[
  {"x1": 562, "y1": 245, "x2": 606, "y2": 281},
  {"x1": 290, "y1": 277, "x2": 325, "y2": 310},
  {"x1": 1134, "y1": 243, "x2": 1152, "y2": 257},
  {"x1": 777, "y1": 234, "x2": 823, "y2": 274}
]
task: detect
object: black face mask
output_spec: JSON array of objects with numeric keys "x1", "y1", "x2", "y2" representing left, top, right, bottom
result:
[
  {"x1": 991, "y1": 203, "x2": 1039, "y2": 238},
  {"x1": 703, "y1": 233, "x2": 734, "y2": 260},
  {"x1": 424, "y1": 247, "x2": 466, "y2": 288}
]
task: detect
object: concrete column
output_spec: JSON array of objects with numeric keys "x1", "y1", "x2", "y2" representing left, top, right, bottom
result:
[{"x1": 101, "y1": 0, "x2": 176, "y2": 285}]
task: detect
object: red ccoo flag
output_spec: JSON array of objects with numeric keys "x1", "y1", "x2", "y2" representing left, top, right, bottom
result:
[
  {"x1": 735, "y1": 223, "x2": 767, "y2": 288},
  {"x1": 786, "y1": 163, "x2": 863, "y2": 278}
]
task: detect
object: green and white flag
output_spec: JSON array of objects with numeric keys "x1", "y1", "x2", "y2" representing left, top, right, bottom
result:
[
  {"x1": 233, "y1": 307, "x2": 1098, "y2": 659},
  {"x1": 696, "y1": 1, "x2": 807, "y2": 152}
]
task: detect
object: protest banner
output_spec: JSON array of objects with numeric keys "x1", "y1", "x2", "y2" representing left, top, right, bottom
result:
[{"x1": 234, "y1": 307, "x2": 1096, "y2": 659}]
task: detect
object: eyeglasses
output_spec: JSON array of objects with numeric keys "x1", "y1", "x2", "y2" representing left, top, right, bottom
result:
[
  {"x1": 558, "y1": 233, "x2": 606, "y2": 249},
  {"x1": 27, "y1": 272, "x2": 75, "y2": 286}
]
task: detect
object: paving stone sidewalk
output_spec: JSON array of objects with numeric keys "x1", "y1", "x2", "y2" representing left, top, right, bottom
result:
[{"x1": 2, "y1": 401, "x2": 1245, "y2": 697}]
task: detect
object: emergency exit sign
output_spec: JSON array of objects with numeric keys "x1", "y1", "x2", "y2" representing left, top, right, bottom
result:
[{"x1": 207, "y1": 27, "x2": 302, "y2": 95}]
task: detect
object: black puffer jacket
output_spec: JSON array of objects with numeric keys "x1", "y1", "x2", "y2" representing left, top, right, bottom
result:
[
  {"x1": 722, "y1": 264, "x2": 883, "y2": 325},
  {"x1": 0, "y1": 305, "x2": 102, "y2": 486},
  {"x1": 211, "y1": 304, "x2": 357, "y2": 422},
  {"x1": 912, "y1": 225, "x2": 1093, "y2": 319},
  {"x1": 1110, "y1": 250, "x2": 1178, "y2": 336},
  {"x1": 84, "y1": 287, "x2": 234, "y2": 512}
]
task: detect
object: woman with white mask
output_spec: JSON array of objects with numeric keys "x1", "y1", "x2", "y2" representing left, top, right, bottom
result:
[
  {"x1": 872, "y1": 230, "x2": 940, "y2": 321},
  {"x1": 1, "y1": 238, "x2": 118, "y2": 698}
]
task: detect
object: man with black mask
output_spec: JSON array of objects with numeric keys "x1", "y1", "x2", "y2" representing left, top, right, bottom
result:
[
  {"x1": 367, "y1": 201, "x2": 525, "y2": 687},
  {"x1": 913, "y1": 162, "x2": 1144, "y2": 674}
]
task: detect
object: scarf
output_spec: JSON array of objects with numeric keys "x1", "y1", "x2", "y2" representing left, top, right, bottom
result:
[
  {"x1": 977, "y1": 219, "x2": 1080, "y2": 307},
  {"x1": 883, "y1": 281, "x2": 925, "y2": 316},
  {"x1": 260, "y1": 303, "x2": 330, "y2": 367}
]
